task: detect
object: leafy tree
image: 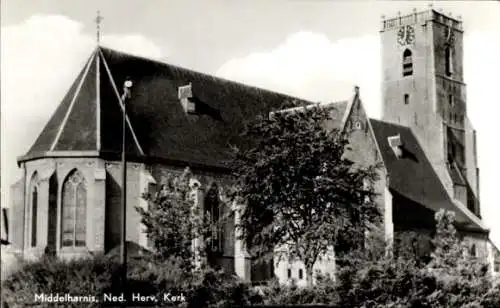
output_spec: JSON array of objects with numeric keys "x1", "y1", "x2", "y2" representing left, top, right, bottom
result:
[
  {"x1": 427, "y1": 209, "x2": 490, "y2": 279},
  {"x1": 136, "y1": 167, "x2": 218, "y2": 271},
  {"x1": 334, "y1": 209, "x2": 496, "y2": 308},
  {"x1": 424, "y1": 209, "x2": 492, "y2": 307},
  {"x1": 231, "y1": 105, "x2": 381, "y2": 286}
]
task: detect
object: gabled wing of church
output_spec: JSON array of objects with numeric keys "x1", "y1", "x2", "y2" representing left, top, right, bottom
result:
[{"x1": 19, "y1": 46, "x2": 310, "y2": 169}]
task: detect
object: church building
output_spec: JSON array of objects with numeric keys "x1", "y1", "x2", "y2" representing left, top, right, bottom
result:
[{"x1": 7, "y1": 8, "x2": 498, "y2": 284}]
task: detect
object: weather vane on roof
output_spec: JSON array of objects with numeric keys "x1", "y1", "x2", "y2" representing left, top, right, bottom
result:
[{"x1": 95, "y1": 10, "x2": 103, "y2": 45}]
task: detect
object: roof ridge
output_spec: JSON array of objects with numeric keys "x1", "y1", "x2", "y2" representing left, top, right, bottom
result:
[
  {"x1": 99, "y1": 46, "x2": 314, "y2": 104},
  {"x1": 98, "y1": 48, "x2": 145, "y2": 156},
  {"x1": 369, "y1": 118, "x2": 414, "y2": 131},
  {"x1": 96, "y1": 47, "x2": 101, "y2": 151},
  {"x1": 330, "y1": 100, "x2": 348, "y2": 104}
]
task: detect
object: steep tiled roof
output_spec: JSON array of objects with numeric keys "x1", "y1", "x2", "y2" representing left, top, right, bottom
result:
[
  {"x1": 20, "y1": 47, "x2": 312, "y2": 169},
  {"x1": 369, "y1": 119, "x2": 485, "y2": 232}
]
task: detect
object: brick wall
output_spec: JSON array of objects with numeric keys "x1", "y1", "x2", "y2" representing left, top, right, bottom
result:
[{"x1": 104, "y1": 161, "x2": 142, "y2": 249}]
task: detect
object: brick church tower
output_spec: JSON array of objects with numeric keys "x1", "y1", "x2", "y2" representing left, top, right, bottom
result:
[{"x1": 380, "y1": 9, "x2": 481, "y2": 218}]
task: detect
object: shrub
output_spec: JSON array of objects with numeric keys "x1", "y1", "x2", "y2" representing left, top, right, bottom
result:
[
  {"x1": 480, "y1": 282, "x2": 500, "y2": 308},
  {"x1": 1, "y1": 254, "x2": 258, "y2": 308},
  {"x1": 1, "y1": 254, "x2": 119, "y2": 307},
  {"x1": 125, "y1": 258, "x2": 258, "y2": 308},
  {"x1": 183, "y1": 267, "x2": 260, "y2": 308},
  {"x1": 335, "y1": 255, "x2": 432, "y2": 308},
  {"x1": 3, "y1": 208, "x2": 498, "y2": 307},
  {"x1": 259, "y1": 276, "x2": 339, "y2": 306}
]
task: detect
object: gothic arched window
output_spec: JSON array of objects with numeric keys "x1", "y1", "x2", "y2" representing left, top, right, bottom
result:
[
  {"x1": 30, "y1": 173, "x2": 39, "y2": 247},
  {"x1": 402, "y1": 49, "x2": 413, "y2": 77},
  {"x1": 445, "y1": 47, "x2": 453, "y2": 76},
  {"x1": 205, "y1": 184, "x2": 223, "y2": 253},
  {"x1": 61, "y1": 170, "x2": 87, "y2": 247}
]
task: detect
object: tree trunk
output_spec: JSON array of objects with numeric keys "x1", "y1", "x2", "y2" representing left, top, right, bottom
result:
[{"x1": 305, "y1": 263, "x2": 314, "y2": 287}]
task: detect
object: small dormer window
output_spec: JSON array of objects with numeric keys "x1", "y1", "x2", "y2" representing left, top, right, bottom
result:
[
  {"x1": 388, "y1": 134, "x2": 403, "y2": 158},
  {"x1": 178, "y1": 83, "x2": 196, "y2": 114},
  {"x1": 402, "y1": 49, "x2": 413, "y2": 77},
  {"x1": 445, "y1": 47, "x2": 453, "y2": 77}
]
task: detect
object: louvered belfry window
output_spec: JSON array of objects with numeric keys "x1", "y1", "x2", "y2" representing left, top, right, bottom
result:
[
  {"x1": 402, "y1": 49, "x2": 413, "y2": 77},
  {"x1": 61, "y1": 170, "x2": 87, "y2": 247},
  {"x1": 445, "y1": 47, "x2": 453, "y2": 77}
]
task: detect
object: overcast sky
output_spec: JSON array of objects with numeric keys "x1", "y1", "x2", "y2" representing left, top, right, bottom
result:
[{"x1": 1, "y1": 0, "x2": 499, "y2": 245}]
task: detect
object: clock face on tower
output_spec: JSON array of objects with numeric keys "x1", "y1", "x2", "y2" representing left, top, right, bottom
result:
[{"x1": 397, "y1": 25, "x2": 415, "y2": 46}]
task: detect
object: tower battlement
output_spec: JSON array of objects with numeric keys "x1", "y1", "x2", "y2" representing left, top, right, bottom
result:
[{"x1": 381, "y1": 9, "x2": 463, "y2": 33}]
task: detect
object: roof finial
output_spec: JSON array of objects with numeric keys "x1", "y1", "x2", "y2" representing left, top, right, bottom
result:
[{"x1": 95, "y1": 10, "x2": 103, "y2": 45}]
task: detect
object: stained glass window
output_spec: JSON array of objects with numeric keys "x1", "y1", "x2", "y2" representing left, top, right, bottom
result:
[{"x1": 61, "y1": 170, "x2": 87, "y2": 247}]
